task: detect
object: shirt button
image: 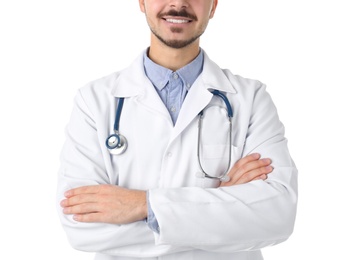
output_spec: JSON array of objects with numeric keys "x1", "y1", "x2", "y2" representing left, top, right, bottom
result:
[
  {"x1": 170, "y1": 106, "x2": 176, "y2": 112},
  {"x1": 173, "y1": 73, "x2": 178, "y2": 80}
]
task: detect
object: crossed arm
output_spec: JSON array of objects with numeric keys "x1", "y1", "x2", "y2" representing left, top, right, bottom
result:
[{"x1": 60, "y1": 153, "x2": 273, "y2": 225}]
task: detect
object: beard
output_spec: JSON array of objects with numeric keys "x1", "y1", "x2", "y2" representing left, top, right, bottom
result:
[
  {"x1": 150, "y1": 27, "x2": 203, "y2": 49},
  {"x1": 148, "y1": 8, "x2": 204, "y2": 49}
]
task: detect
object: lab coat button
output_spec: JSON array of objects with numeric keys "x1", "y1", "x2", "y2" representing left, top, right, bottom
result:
[{"x1": 166, "y1": 152, "x2": 173, "y2": 157}]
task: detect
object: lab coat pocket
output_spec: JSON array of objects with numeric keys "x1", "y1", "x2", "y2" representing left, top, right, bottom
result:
[
  {"x1": 201, "y1": 144, "x2": 241, "y2": 172},
  {"x1": 198, "y1": 145, "x2": 240, "y2": 188},
  {"x1": 200, "y1": 144, "x2": 231, "y2": 177}
]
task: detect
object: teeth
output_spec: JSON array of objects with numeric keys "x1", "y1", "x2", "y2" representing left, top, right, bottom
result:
[{"x1": 166, "y1": 18, "x2": 189, "y2": 24}]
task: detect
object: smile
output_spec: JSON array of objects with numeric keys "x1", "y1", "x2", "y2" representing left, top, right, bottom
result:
[{"x1": 165, "y1": 18, "x2": 191, "y2": 24}]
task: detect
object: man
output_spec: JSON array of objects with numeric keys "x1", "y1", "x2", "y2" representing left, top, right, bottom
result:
[{"x1": 57, "y1": 0, "x2": 297, "y2": 259}]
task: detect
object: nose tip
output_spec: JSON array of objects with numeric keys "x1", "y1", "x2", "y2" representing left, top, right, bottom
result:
[{"x1": 169, "y1": 0, "x2": 189, "y2": 9}]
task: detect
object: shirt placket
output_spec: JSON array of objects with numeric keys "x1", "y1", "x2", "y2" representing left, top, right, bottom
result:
[{"x1": 167, "y1": 72, "x2": 182, "y2": 125}]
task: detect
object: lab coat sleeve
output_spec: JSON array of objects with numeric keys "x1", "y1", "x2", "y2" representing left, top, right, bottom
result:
[
  {"x1": 56, "y1": 90, "x2": 156, "y2": 255},
  {"x1": 149, "y1": 83, "x2": 298, "y2": 252}
]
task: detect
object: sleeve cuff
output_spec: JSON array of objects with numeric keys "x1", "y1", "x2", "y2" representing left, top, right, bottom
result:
[{"x1": 146, "y1": 191, "x2": 160, "y2": 233}]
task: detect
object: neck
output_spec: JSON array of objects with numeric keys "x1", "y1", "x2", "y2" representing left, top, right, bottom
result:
[{"x1": 148, "y1": 36, "x2": 200, "y2": 71}]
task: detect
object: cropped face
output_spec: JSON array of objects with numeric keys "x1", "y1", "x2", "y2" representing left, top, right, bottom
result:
[{"x1": 139, "y1": 0, "x2": 218, "y2": 49}]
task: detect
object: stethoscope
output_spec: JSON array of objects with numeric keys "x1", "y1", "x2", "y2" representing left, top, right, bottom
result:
[
  {"x1": 106, "y1": 89, "x2": 233, "y2": 182},
  {"x1": 105, "y1": 98, "x2": 128, "y2": 155}
]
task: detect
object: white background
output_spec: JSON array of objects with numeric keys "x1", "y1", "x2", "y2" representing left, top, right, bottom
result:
[{"x1": 1, "y1": 0, "x2": 353, "y2": 259}]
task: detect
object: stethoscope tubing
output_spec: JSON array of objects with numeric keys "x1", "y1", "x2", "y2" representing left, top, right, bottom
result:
[
  {"x1": 114, "y1": 97, "x2": 125, "y2": 132},
  {"x1": 197, "y1": 91, "x2": 233, "y2": 182},
  {"x1": 210, "y1": 90, "x2": 233, "y2": 118}
]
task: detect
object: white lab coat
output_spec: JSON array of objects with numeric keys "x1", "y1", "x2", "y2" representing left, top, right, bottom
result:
[{"x1": 57, "y1": 50, "x2": 298, "y2": 260}]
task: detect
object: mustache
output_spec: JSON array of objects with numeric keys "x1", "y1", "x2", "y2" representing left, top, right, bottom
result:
[{"x1": 158, "y1": 9, "x2": 198, "y2": 21}]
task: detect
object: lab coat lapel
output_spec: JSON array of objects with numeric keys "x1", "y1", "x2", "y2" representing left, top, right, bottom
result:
[
  {"x1": 171, "y1": 78, "x2": 212, "y2": 141},
  {"x1": 170, "y1": 53, "x2": 237, "y2": 142},
  {"x1": 111, "y1": 52, "x2": 171, "y2": 122}
]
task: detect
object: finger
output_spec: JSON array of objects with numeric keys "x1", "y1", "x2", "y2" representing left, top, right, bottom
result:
[
  {"x1": 221, "y1": 166, "x2": 272, "y2": 187},
  {"x1": 63, "y1": 202, "x2": 99, "y2": 215},
  {"x1": 229, "y1": 158, "x2": 272, "y2": 184},
  {"x1": 64, "y1": 185, "x2": 100, "y2": 198},
  {"x1": 236, "y1": 166, "x2": 273, "y2": 184},
  {"x1": 238, "y1": 158, "x2": 271, "y2": 176},
  {"x1": 253, "y1": 174, "x2": 268, "y2": 181},
  {"x1": 228, "y1": 153, "x2": 261, "y2": 174},
  {"x1": 61, "y1": 193, "x2": 98, "y2": 207},
  {"x1": 73, "y1": 212, "x2": 104, "y2": 223}
]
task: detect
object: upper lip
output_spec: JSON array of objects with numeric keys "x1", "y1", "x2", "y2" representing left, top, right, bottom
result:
[{"x1": 159, "y1": 9, "x2": 197, "y2": 22}]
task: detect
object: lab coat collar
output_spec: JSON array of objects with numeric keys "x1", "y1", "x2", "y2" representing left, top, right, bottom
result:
[
  {"x1": 111, "y1": 49, "x2": 238, "y2": 142},
  {"x1": 201, "y1": 51, "x2": 237, "y2": 94},
  {"x1": 111, "y1": 52, "x2": 149, "y2": 98},
  {"x1": 111, "y1": 49, "x2": 237, "y2": 98},
  {"x1": 111, "y1": 51, "x2": 173, "y2": 122}
]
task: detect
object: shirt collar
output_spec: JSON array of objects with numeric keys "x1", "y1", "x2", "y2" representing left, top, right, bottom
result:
[{"x1": 143, "y1": 48, "x2": 204, "y2": 91}]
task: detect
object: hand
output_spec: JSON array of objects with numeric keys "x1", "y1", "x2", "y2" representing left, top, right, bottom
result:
[
  {"x1": 60, "y1": 185, "x2": 147, "y2": 224},
  {"x1": 220, "y1": 153, "x2": 273, "y2": 187}
]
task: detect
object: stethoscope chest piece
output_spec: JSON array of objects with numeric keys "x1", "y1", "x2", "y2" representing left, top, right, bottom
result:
[{"x1": 106, "y1": 133, "x2": 128, "y2": 155}]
